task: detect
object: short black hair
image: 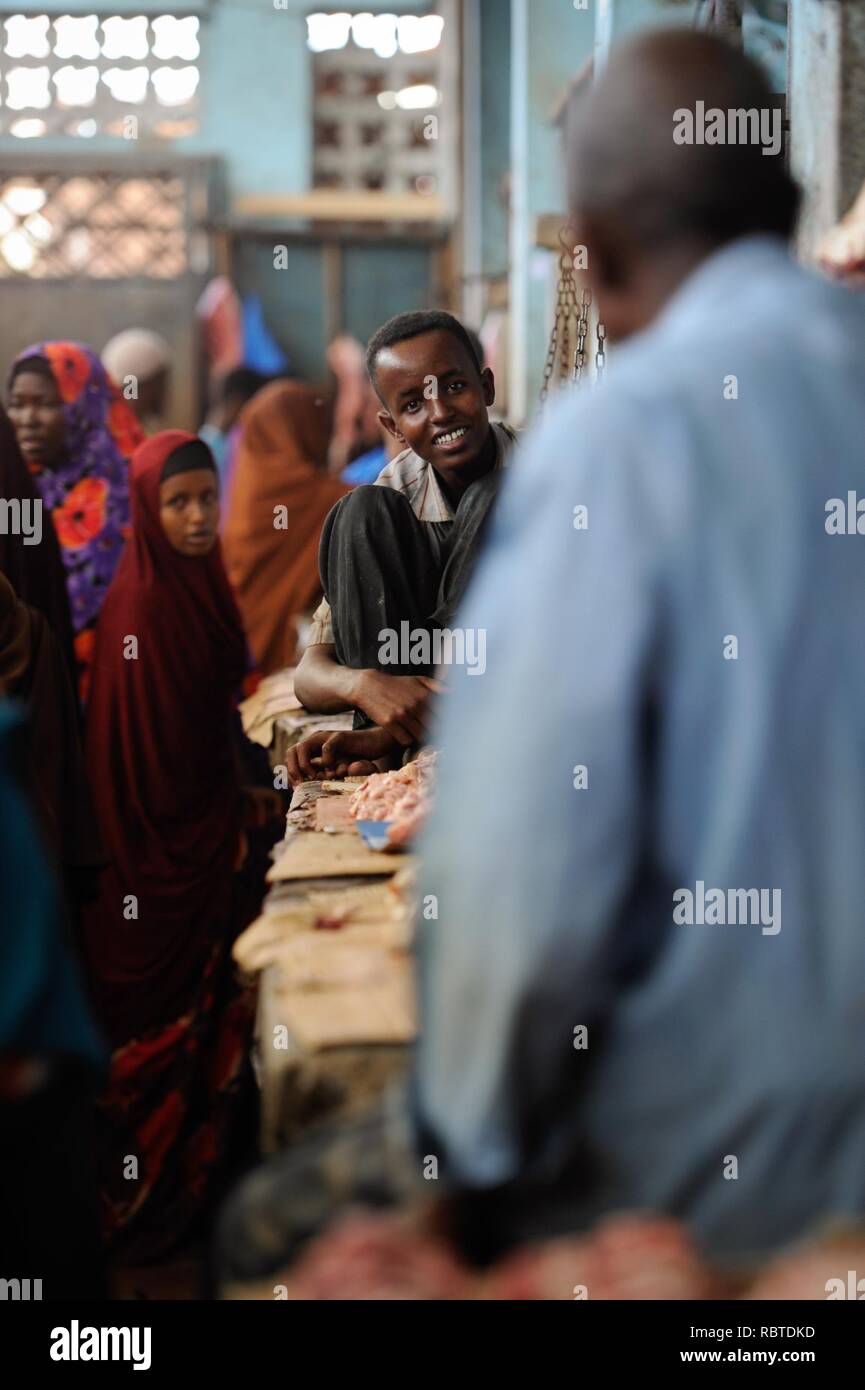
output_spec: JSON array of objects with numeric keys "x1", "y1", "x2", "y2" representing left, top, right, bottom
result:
[
  {"x1": 366, "y1": 311, "x2": 483, "y2": 395},
  {"x1": 218, "y1": 366, "x2": 271, "y2": 405}
]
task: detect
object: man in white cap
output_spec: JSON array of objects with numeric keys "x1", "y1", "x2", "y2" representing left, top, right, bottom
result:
[{"x1": 102, "y1": 328, "x2": 173, "y2": 433}]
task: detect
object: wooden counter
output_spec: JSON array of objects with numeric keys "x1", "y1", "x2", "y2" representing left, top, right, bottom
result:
[{"x1": 234, "y1": 779, "x2": 417, "y2": 1153}]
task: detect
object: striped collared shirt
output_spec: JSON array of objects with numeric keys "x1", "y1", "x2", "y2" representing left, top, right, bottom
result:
[{"x1": 308, "y1": 422, "x2": 516, "y2": 646}]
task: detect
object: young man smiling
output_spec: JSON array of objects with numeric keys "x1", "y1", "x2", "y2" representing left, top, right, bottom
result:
[{"x1": 290, "y1": 310, "x2": 515, "y2": 782}]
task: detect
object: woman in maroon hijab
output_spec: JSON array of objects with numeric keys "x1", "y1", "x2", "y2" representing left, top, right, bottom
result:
[{"x1": 83, "y1": 430, "x2": 257, "y2": 1261}]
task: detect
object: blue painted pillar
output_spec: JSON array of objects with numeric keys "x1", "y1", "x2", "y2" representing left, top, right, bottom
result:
[
  {"x1": 509, "y1": 0, "x2": 594, "y2": 423},
  {"x1": 479, "y1": 0, "x2": 512, "y2": 285},
  {"x1": 596, "y1": 0, "x2": 697, "y2": 53}
]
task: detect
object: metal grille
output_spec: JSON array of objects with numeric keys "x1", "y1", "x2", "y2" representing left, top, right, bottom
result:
[
  {"x1": 0, "y1": 13, "x2": 200, "y2": 140},
  {"x1": 0, "y1": 172, "x2": 188, "y2": 277},
  {"x1": 309, "y1": 12, "x2": 448, "y2": 196}
]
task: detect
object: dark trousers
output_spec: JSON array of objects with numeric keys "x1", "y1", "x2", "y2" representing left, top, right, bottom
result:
[{"x1": 318, "y1": 474, "x2": 501, "y2": 724}]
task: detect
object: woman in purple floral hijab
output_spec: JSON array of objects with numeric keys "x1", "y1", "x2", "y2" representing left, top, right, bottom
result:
[{"x1": 6, "y1": 342, "x2": 144, "y2": 702}]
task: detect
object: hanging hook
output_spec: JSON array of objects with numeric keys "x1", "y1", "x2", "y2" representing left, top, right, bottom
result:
[{"x1": 558, "y1": 225, "x2": 575, "y2": 262}]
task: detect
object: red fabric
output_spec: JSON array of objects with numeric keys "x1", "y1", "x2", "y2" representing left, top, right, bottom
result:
[
  {"x1": 196, "y1": 275, "x2": 243, "y2": 379},
  {"x1": 97, "y1": 937, "x2": 254, "y2": 1261},
  {"x1": 83, "y1": 430, "x2": 247, "y2": 1047}
]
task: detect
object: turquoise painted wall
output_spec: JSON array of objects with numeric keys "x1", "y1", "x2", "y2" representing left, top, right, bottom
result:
[
  {"x1": 182, "y1": 0, "x2": 311, "y2": 198},
  {"x1": 235, "y1": 237, "x2": 437, "y2": 382},
  {"x1": 0, "y1": 0, "x2": 443, "y2": 385},
  {"x1": 602, "y1": 0, "x2": 786, "y2": 91},
  {"x1": 0, "y1": 0, "x2": 436, "y2": 200},
  {"x1": 602, "y1": 0, "x2": 696, "y2": 44}
]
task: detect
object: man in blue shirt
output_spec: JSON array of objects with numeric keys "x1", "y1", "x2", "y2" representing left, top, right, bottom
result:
[
  {"x1": 416, "y1": 29, "x2": 865, "y2": 1264},
  {"x1": 0, "y1": 700, "x2": 105, "y2": 1296}
]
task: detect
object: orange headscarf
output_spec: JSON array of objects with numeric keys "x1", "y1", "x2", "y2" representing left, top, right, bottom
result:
[{"x1": 222, "y1": 381, "x2": 349, "y2": 672}]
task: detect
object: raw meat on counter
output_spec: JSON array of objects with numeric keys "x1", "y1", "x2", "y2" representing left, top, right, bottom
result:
[
  {"x1": 267, "y1": 1208, "x2": 865, "y2": 1300},
  {"x1": 349, "y1": 750, "x2": 437, "y2": 849}
]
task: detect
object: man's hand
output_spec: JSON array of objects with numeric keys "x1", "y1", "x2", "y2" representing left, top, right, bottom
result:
[
  {"x1": 285, "y1": 730, "x2": 331, "y2": 786},
  {"x1": 294, "y1": 645, "x2": 446, "y2": 738},
  {"x1": 285, "y1": 727, "x2": 402, "y2": 787},
  {"x1": 321, "y1": 727, "x2": 402, "y2": 778},
  {"x1": 353, "y1": 671, "x2": 446, "y2": 745}
]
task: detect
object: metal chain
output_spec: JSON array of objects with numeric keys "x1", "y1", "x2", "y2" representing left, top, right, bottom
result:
[
  {"x1": 595, "y1": 320, "x2": 606, "y2": 380},
  {"x1": 540, "y1": 233, "x2": 579, "y2": 405},
  {"x1": 540, "y1": 236, "x2": 608, "y2": 402},
  {"x1": 573, "y1": 287, "x2": 591, "y2": 383},
  {"x1": 539, "y1": 317, "x2": 559, "y2": 405}
]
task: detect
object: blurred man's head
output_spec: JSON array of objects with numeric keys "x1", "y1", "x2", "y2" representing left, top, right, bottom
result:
[
  {"x1": 102, "y1": 328, "x2": 173, "y2": 424},
  {"x1": 210, "y1": 366, "x2": 270, "y2": 434},
  {"x1": 366, "y1": 311, "x2": 495, "y2": 480},
  {"x1": 567, "y1": 30, "x2": 799, "y2": 342}
]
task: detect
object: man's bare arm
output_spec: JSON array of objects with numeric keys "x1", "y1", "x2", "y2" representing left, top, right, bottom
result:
[
  {"x1": 294, "y1": 642, "x2": 360, "y2": 714},
  {"x1": 294, "y1": 642, "x2": 445, "y2": 746}
]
